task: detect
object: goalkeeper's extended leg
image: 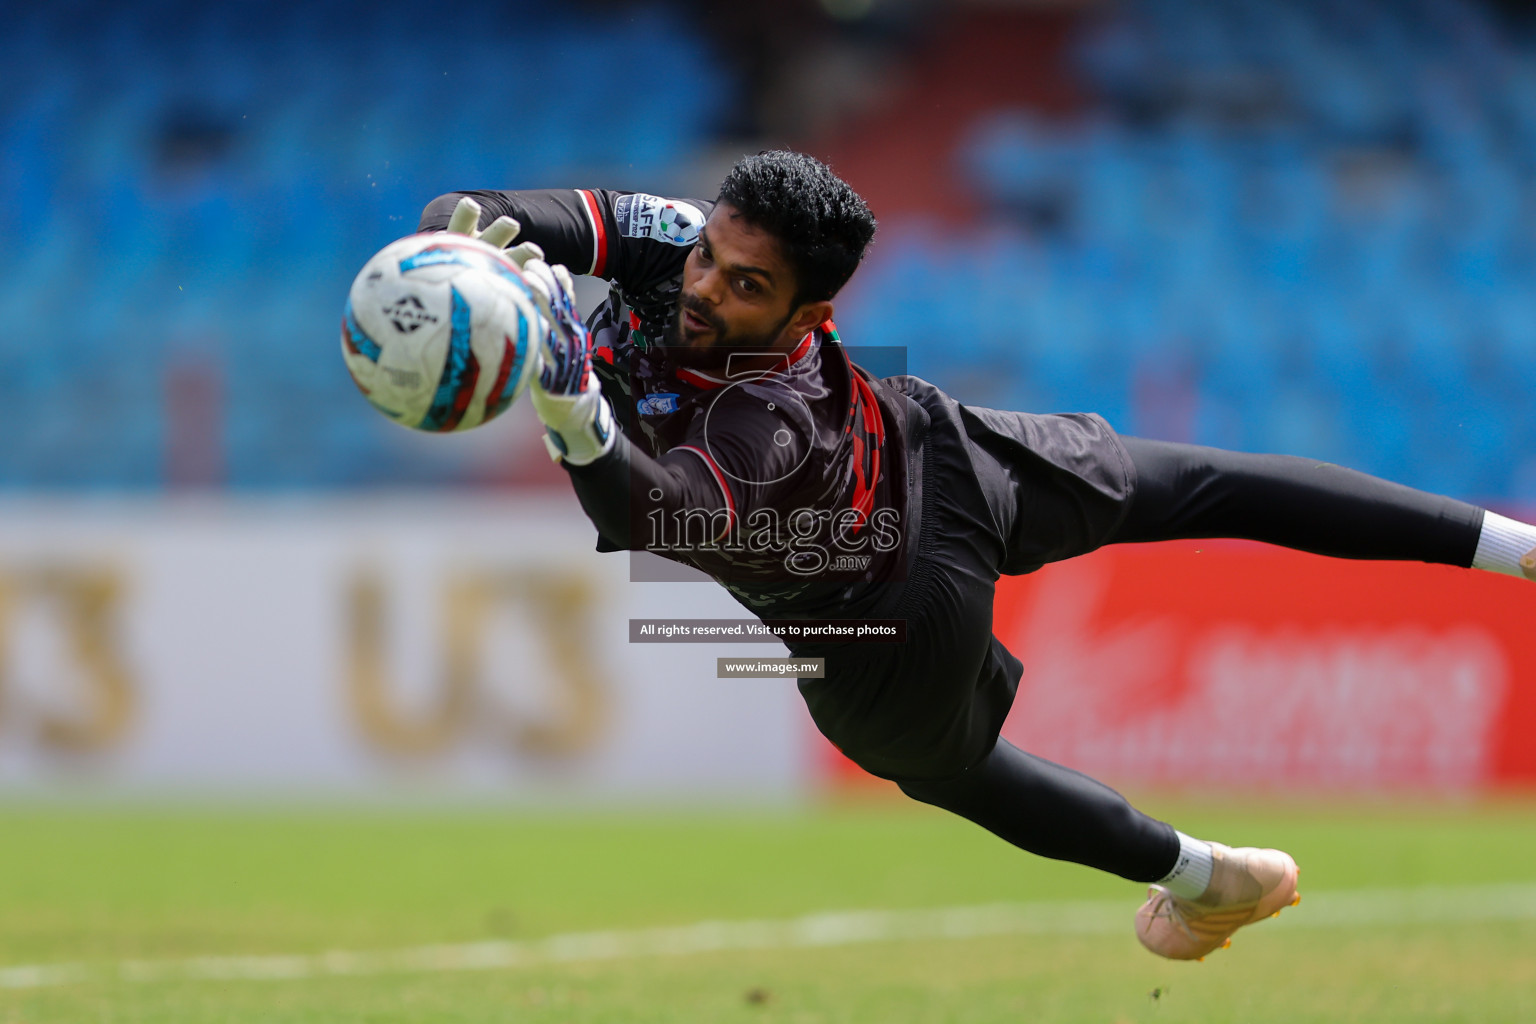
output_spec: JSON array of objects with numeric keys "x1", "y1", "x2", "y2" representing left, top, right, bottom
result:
[
  {"x1": 894, "y1": 738, "x2": 1179, "y2": 881},
  {"x1": 894, "y1": 738, "x2": 1300, "y2": 961},
  {"x1": 1064, "y1": 436, "x2": 1536, "y2": 957},
  {"x1": 888, "y1": 437, "x2": 1507, "y2": 962},
  {"x1": 1113, "y1": 437, "x2": 1536, "y2": 579}
]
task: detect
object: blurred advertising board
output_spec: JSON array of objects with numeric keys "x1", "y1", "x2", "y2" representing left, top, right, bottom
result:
[
  {"x1": 0, "y1": 496, "x2": 809, "y2": 799},
  {"x1": 5, "y1": 498, "x2": 1530, "y2": 798},
  {"x1": 993, "y1": 539, "x2": 1536, "y2": 791}
]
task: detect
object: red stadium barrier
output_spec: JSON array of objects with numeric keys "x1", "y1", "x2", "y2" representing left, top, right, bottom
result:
[
  {"x1": 993, "y1": 540, "x2": 1536, "y2": 790},
  {"x1": 816, "y1": 540, "x2": 1536, "y2": 791}
]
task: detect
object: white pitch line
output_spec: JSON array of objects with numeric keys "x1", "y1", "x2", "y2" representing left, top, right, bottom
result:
[{"x1": 5, "y1": 882, "x2": 1536, "y2": 990}]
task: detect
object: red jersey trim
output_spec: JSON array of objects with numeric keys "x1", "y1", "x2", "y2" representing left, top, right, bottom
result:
[
  {"x1": 784, "y1": 329, "x2": 815, "y2": 367},
  {"x1": 844, "y1": 352, "x2": 886, "y2": 534},
  {"x1": 675, "y1": 367, "x2": 729, "y2": 388},
  {"x1": 576, "y1": 189, "x2": 607, "y2": 277},
  {"x1": 674, "y1": 445, "x2": 737, "y2": 540}
]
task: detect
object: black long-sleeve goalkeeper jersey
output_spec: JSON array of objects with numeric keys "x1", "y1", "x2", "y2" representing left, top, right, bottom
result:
[{"x1": 419, "y1": 189, "x2": 908, "y2": 615}]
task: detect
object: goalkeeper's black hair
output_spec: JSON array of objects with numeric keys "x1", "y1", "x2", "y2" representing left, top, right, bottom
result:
[{"x1": 716, "y1": 150, "x2": 877, "y2": 305}]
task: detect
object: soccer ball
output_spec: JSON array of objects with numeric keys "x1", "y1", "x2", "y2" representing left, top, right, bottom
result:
[{"x1": 341, "y1": 234, "x2": 543, "y2": 432}]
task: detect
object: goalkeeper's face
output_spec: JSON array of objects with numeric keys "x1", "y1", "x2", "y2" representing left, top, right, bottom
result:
[{"x1": 671, "y1": 203, "x2": 832, "y2": 371}]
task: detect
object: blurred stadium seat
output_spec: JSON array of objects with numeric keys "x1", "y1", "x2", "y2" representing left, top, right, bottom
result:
[
  {"x1": 833, "y1": 0, "x2": 1536, "y2": 504},
  {"x1": 4, "y1": 0, "x2": 1535, "y2": 504},
  {"x1": 0, "y1": 0, "x2": 732, "y2": 489}
]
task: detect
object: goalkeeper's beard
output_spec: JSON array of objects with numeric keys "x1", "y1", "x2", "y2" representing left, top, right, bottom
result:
[{"x1": 670, "y1": 294, "x2": 794, "y2": 372}]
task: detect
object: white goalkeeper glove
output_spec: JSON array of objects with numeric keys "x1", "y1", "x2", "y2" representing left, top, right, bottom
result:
[
  {"x1": 443, "y1": 194, "x2": 546, "y2": 269},
  {"x1": 523, "y1": 259, "x2": 617, "y2": 466},
  {"x1": 443, "y1": 195, "x2": 616, "y2": 465}
]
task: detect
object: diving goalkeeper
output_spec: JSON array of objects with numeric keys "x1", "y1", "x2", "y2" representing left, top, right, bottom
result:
[{"x1": 418, "y1": 150, "x2": 1536, "y2": 961}]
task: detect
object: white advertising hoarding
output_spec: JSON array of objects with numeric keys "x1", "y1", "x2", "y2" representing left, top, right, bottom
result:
[{"x1": 0, "y1": 495, "x2": 811, "y2": 798}]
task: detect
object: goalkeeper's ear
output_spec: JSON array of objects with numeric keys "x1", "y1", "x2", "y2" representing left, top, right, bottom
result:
[{"x1": 787, "y1": 298, "x2": 834, "y2": 340}]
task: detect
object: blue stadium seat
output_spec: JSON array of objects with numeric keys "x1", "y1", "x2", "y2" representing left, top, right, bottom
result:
[
  {"x1": 6, "y1": 0, "x2": 1536, "y2": 499},
  {"x1": 928, "y1": 0, "x2": 1536, "y2": 495},
  {"x1": 0, "y1": 0, "x2": 735, "y2": 489}
]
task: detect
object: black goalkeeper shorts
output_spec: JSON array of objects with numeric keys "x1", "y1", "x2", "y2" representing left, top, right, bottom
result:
[
  {"x1": 787, "y1": 374, "x2": 1482, "y2": 784},
  {"x1": 789, "y1": 374, "x2": 1138, "y2": 783}
]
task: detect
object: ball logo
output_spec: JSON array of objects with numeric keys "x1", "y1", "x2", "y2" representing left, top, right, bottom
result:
[
  {"x1": 384, "y1": 295, "x2": 439, "y2": 334},
  {"x1": 382, "y1": 366, "x2": 422, "y2": 390}
]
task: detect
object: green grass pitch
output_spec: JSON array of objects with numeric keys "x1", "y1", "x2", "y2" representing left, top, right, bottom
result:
[{"x1": 0, "y1": 795, "x2": 1533, "y2": 1022}]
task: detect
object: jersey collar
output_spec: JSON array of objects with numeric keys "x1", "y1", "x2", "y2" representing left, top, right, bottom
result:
[{"x1": 674, "y1": 322, "x2": 827, "y2": 390}]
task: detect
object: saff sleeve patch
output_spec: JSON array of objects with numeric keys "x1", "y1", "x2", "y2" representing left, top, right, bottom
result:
[{"x1": 614, "y1": 193, "x2": 704, "y2": 247}]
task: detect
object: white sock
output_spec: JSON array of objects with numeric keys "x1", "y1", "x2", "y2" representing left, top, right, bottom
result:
[
  {"x1": 1473, "y1": 511, "x2": 1536, "y2": 580},
  {"x1": 1158, "y1": 831, "x2": 1214, "y2": 899}
]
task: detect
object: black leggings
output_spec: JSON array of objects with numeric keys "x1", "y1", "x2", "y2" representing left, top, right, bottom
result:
[
  {"x1": 896, "y1": 437, "x2": 1486, "y2": 883},
  {"x1": 1112, "y1": 438, "x2": 1483, "y2": 563},
  {"x1": 898, "y1": 738, "x2": 1183, "y2": 880}
]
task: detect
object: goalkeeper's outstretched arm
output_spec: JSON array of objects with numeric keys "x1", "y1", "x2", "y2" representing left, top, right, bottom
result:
[
  {"x1": 425, "y1": 194, "x2": 734, "y2": 554},
  {"x1": 419, "y1": 187, "x2": 712, "y2": 296},
  {"x1": 420, "y1": 190, "x2": 601, "y2": 277},
  {"x1": 563, "y1": 437, "x2": 734, "y2": 553}
]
